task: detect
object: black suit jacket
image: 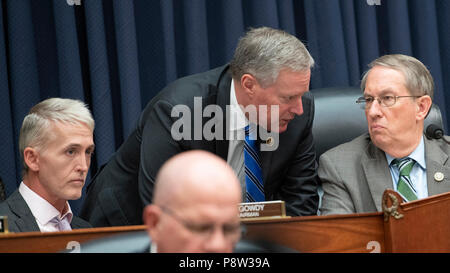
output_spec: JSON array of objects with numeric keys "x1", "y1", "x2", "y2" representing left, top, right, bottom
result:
[
  {"x1": 0, "y1": 190, "x2": 91, "y2": 232},
  {"x1": 81, "y1": 65, "x2": 319, "y2": 227}
]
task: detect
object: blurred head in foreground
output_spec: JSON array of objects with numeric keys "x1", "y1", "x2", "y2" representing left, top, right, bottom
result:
[{"x1": 143, "y1": 150, "x2": 242, "y2": 253}]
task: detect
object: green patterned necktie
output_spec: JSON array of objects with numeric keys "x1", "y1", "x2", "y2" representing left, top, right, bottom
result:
[{"x1": 391, "y1": 157, "x2": 418, "y2": 202}]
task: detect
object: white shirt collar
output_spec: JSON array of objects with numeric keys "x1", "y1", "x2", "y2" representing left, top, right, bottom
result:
[
  {"x1": 229, "y1": 79, "x2": 249, "y2": 131},
  {"x1": 19, "y1": 182, "x2": 73, "y2": 227}
]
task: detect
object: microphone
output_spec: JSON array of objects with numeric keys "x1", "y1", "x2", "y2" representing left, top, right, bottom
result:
[
  {"x1": 426, "y1": 124, "x2": 450, "y2": 144},
  {"x1": 426, "y1": 124, "x2": 444, "y2": 140}
]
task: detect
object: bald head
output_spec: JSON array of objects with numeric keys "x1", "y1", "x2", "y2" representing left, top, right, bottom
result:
[
  {"x1": 144, "y1": 150, "x2": 243, "y2": 253},
  {"x1": 153, "y1": 150, "x2": 242, "y2": 207}
]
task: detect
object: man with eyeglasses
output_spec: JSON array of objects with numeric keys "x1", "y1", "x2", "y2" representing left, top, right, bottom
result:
[
  {"x1": 142, "y1": 150, "x2": 242, "y2": 253},
  {"x1": 318, "y1": 54, "x2": 450, "y2": 215}
]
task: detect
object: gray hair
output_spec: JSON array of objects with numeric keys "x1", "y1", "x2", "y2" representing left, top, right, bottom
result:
[
  {"x1": 19, "y1": 98, "x2": 95, "y2": 175},
  {"x1": 230, "y1": 27, "x2": 314, "y2": 88},
  {"x1": 361, "y1": 54, "x2": 434, "y2": 99}
]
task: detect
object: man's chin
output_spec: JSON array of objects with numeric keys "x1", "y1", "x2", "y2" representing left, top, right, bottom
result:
[
  {"x1": 64, "y1": 190, "x2": 83, "y2": 201},
  {"x1": 369, "y1": 134, "x2": 389, "y2": 151},
  {"x1": 276, "y1": 122, "x2": 289, "y2": 133}
]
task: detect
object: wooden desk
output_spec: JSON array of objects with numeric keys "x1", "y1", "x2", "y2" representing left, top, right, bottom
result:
[
  {"x1": 0, "y1": 214, "x2": 384, "y2": 253},
  {"x1": 243, "y1": 212, "x2": 384, "y2": 253},
  {"x1": 1, "y1": 190, "x2": 449, "y2": 253},
  {"x1": 0, "y1": 225, "x2": 146, "y2": 253}
]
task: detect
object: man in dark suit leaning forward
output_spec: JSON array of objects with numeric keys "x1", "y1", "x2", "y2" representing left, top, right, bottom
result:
[
  {"x1": 81, "y1": 26, "x2": 320, "y2": 227},
  {"x1": 319, "y1": 54, "x2": 450, "y2": 215},
  {"x1": 0, "y1": 98, "x2": 94, "y2": 232}
]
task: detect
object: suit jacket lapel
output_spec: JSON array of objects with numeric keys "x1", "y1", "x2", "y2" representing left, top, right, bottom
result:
[
  {"x1": 425, "y1": 137, "x2": 450, "y2": 196},
  {"x1": 70, "y1": 216, "x2": 88, "y2": 229},
  {"x1": 260, "y1": 150, "x2": 273, "y2": 185},
  {"x1": 257, "y1": 127, "x2": 274, "y2": 184},
  {"x1": 214, "y1": 65, "x2": 231, "y2": 161},
  {"x1": 362, "y1": 142, "x2": 393, "y2": 211},
  {"x1": 8, "y1": 190, "x2": 40, "y2": 232}
]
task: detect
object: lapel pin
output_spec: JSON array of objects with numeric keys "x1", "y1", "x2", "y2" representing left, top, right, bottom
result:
[{"x1": 434, "y1": 172, "x2": 444, "y2": 182}]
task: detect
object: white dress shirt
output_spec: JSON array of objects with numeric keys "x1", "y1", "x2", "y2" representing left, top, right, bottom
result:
[
  {"x1": 227, "y1": 79, "x2": 249, "y2": 199},
  {"x1": 385, "y1": 136, "x2": 428, "y2": 199},
  {"x1": 19, "y1": 182, "x2": 73, "y2": 232}
]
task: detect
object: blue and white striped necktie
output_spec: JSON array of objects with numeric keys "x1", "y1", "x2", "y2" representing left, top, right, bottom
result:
[{"x1": 244, "y1": 125, "x2": 264, "y2": 202}]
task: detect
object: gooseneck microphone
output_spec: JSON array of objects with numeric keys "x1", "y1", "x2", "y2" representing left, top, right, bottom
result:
[
  {"x1": 426, "y1": 124, "x2": 450, "y2": 144},
  {"x1": 426, "y1": 124, "x2": 444, "y2": 140}
]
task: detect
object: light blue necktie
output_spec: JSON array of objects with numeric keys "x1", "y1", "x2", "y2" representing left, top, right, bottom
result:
[
  {"x1": 244, "y1": 125, "x2": 264, "y2": 202},
  {"x1": 50, "y1": 216, "x2": 72, "y2": 231}
]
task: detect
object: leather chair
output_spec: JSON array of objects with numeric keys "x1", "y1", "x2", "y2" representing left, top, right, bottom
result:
[
  {"x1": 75, "y1": 231, "x2": 150, "y2": 253},
  {"x1": 311, "y1": 86, "x2": 444, "y2": 159}
]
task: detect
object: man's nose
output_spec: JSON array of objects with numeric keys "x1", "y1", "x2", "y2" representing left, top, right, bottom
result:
[
  {"x1": 76, "y1": 154, "x2": 89, "y2": 173},
  {"x1": 203, "y1": 228, "x2": 231, "y2": 253},
  {"x1": 366, "y1": 98, "x2": 383, "y2": 118},
  {"x1": 291, "y1": 97, "x2": 304, "y2": 116}
]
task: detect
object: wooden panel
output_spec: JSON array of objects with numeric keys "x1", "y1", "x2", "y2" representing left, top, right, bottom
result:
[
  {"x1": 0, "y1": 213, "x2": 385, "y2": 253},
  {"x1": 0, "y1": 225, "x2": 146, "y2": 253},
  {"x1": 383, "y1": 190, "x2": 450, "y2": 252},
  {"x1": 3, "y1": 190, "x2": 450, "y2": 253},
  {"x1": 243, "y1": 212, "x2": 385, "y2": 253}
]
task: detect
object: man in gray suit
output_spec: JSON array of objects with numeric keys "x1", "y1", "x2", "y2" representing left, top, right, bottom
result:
[
  {"x1": 0, "y1": 98, "x2": 94, "y2": 232},
  {"x1": 319, "y1": 54, "x2": 450, "y2": 215}
]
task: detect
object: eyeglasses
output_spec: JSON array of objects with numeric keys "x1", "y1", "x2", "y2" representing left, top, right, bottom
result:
[
  {"x1": 159, "y1": 206, "x2": 242, "y2": 241},
  {"x1": 356, "y1": 95, "x2": 422, "y2": 108}
]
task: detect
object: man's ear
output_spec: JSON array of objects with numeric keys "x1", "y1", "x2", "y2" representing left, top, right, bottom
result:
[
  {"x1": 416, "y1": 95, "x2": 432, "y2": 121},
  {"x1": 240, "y1": 74, "x2": 259, "y2": 98},
  {"x1": 143, "y1": 205, "x2": 161, "y2": 240},
  {"x1": 23, "y1": 147, "x2": 40, "y2": 172}
]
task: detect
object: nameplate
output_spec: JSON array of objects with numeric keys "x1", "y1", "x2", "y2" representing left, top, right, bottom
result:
[
  {"x1": 238, "y1": 200, "x2": 287, "y2": 220},
  {"x1": 0, "y1": 216, "x2": 8, "y2": 234}
]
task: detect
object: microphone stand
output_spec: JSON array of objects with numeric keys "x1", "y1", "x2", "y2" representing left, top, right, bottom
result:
[{"x1": 426, "y1": 124, "x2": 450, "y2": 144}]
